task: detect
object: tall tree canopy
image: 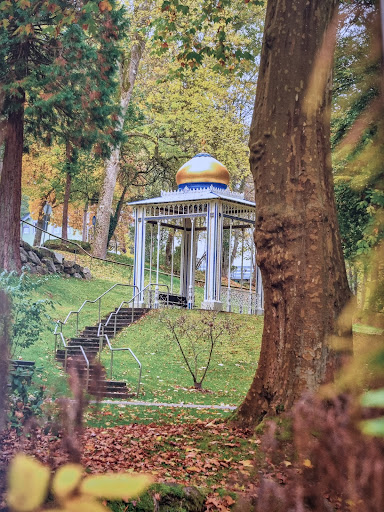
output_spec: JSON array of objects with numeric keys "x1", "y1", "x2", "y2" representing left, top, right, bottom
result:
[
  {"x1": 91, "y1": 0, "x2": 264, "y2": 258},
  {"x1": 0, "y1": 0, "x2": 124, "y2": 271}
]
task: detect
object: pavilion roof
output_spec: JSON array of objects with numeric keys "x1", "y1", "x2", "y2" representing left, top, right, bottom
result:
[{"x1": 127, "y1": 186, "x2": 255, "y2": 208}]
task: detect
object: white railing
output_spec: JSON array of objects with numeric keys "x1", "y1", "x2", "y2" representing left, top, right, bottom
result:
[{"x1": 220, "y1": 286, "x2": 261, "y2": 314}]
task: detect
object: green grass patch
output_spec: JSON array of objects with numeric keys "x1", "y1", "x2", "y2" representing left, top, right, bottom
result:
[
  {"x1": 100, "y1": 309, "x2": 262, "y2": 407},
  {"x1": 353, "y1": 323, "x2": 384, "y2": 335},
  {"x1": 14, "y1": 268, "x2": 262, "y2": 424}
]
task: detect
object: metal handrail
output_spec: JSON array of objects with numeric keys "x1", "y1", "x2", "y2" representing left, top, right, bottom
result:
[
  {"x1": 53, "y1": 283, "x2": 138, "y2": 337},
  {"x1": 101, "y1": 283, "x2": 170, "y2": 337},
  {"x1": 100, "y1": 333, "x2": 142, "y2": 397},
  {"x1": 55, "y1": 332, "x2": 90, "y2": 390}
]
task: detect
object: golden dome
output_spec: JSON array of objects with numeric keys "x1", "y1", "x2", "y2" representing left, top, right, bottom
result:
[{"x1": 176, "y1": 153, "x2": 230, "y2": 189}]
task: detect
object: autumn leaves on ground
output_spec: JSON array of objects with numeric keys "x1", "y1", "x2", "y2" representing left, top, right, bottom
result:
[
  {"x1": 0, "y1": 271, "x2": 264, "y2": 512},
  {"x1": 2, "y1": 421, "x2": 259, "y2": 511}
]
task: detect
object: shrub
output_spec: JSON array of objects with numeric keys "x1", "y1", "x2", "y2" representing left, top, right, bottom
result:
[
  {"x1": 0, "y1": 271, "x2": 53, "y2": 357},
  {"x1": 161, "y1": 310, "x2": 236, "y2": 391}
]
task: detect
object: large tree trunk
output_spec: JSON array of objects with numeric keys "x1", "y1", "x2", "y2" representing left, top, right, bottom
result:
[
  {"x1": 92, "y1": 26, "x2": 147, "y2": 259},
  {"x1": 235, "y1": 0, "x2": 352, "y2": 428},
  {"x1": 0, "y1": 290, "x2": 10, "y2": 433},
  {"x1": 0, "y1": 90, "x2": 6, "y2": 179},
  {"x1": 0, "y1": 91, "x2": 24, "y2": 272}
]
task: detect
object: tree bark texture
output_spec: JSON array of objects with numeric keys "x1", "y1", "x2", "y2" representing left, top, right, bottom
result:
[
  {"x1": 0, "y1": 290, "x2": 10, "y2": 433},
  {"x1": 0, "y1": 90, "x2": 6, "y2": 179},
  {"x1": 108, "y1": 183, "x2": 128, "y2": 245},
  {"x1": 236, "y1": 0, "x2": 352, "y2": 427},
  {"x1": 92, "y1": 27, "x2": 147, "y2": 259},
  {"x1": 0, "y1": 92, "x2": 24, "y2": 271}
]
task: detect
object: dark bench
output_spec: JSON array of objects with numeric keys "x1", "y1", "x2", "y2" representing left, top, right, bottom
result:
[
  {"x1": 158, "y1": 293, "x2": 187, "y2": 308},
  {"x1": 9, "y1": 360, "x2": 36, "y2": 384}
]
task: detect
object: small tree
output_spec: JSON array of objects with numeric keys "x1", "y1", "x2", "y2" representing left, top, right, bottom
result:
[
  {"x1": 0, "y1": 271, "x2": 52, "y2": 358},
  {"x1": 162, "y1": 311, "x2": 235, "y2": 391}
]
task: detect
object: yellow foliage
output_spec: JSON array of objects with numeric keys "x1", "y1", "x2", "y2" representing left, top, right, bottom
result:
[
  {"x1": 63, "y1": 497, "x2": 109, "y2": 512},
  {"x1": 80, "y1": 473, "x2": 153, "y2": 500},
  {"x1": 52, "y1": 464, "x2": 83, "y2": 501},
  {"x1": 7, "y1": 454, "x2": 50, "y2": 512},
  {"x1": 7, "y1": 454, "x2": 152, "y2": 512}
]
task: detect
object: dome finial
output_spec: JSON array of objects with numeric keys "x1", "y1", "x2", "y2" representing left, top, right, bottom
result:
[{"x1": 176, "y1": 154, "x2": 230, "y2": 190}]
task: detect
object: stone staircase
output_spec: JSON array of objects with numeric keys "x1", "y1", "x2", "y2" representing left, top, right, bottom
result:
[{"x1": 56, "y1": 307, "x2": 148, "y2": 399}]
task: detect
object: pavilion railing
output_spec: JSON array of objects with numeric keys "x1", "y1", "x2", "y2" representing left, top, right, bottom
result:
[{"x1": 220, "y1": 286, "x2": 260, "y2": 314}]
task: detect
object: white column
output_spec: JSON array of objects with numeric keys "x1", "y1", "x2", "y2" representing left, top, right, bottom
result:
[
  {"x1": 188, "y1": 218, "x2": 195, "y2": 309},
  {"x1": 240, "y1": 228, "x2": 244, "y2": 314},
  {"x1": 256, "y1": 265, "x2": 264, "y2": 315},
  {"x1": 202, "y1": 200, "x2": 223, "y2": 311},
  {"x1": 133, "y1": 206, "x2": 146, "y2": 306},
  {"x1": 154, "y1": 220, "x2": 161, "y2": 308},
  {"x1": 227, "y1": 220, "x2": 232, "y2": 312},
  {"x1": 149, "y1": 223, "x2": 153, "y2": 286},
  {"x1": 249, "y1": 231, "x2": 254, "y2": 314},
  {"x1": 170, "y1": 229, "x2": 174, "y2": 294},
  {"x1": 179, "y1": 219, "x2": 189, "y2": 298}
]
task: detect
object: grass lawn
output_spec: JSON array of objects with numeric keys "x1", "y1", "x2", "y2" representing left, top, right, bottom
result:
[
  {"x1": 14, "y1": 265, "x2": 262, "y2": 425},
  {"x1": 99, "y1": 309, "x2": 262, "y2": 406}
]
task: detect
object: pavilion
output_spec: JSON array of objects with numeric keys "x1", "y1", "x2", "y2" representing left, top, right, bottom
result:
[{"x1": 128, "y1": 153, "x2": 264, "y2": 314}]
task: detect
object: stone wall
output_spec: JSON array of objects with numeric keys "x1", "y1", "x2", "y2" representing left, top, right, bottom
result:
[{"x1": 20, "y1": 241, "x2": 92, "y2": 280}]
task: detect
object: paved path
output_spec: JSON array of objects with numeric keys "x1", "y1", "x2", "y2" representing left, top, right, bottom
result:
[{"x1": 91, "y1": 400, "x2": 237, "y2": 410}]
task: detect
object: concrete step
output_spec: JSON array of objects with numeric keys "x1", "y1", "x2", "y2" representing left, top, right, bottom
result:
[
  {"x1": 55, "y1": 305, "x2": 146, "y2": 399},
  {"x1": 56, "y1": 349, "x2": 99, "y2": 361},
  {"x1": 69, "y1": 339, "x2": 101, "y2": 347},
  {"x1": 104, "y1": 310, "x2": 147, "y2": 317}
]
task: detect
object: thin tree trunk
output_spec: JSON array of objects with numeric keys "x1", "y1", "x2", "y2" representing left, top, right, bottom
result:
[
  {"x1": 0, "y1": 91, "x2": 24, "y2": 271},
  {"x1": 62, "y1": 141, "x2": 73, "y2": 240},
  {"x1": 82, "y1": 200, "x2": 89, "y2": 243},
  {"x1": 92, "y1": 30, "x2": 147, "y2": 259},
  {"x1": 235, "y1": 0, "x2": 352, "y2": 427},
  {"x1": 107, "y1": 184, "x2": 128, "y2": 245},
  {"x1": 62, "y1": 172, "x2": 72, "y2": 240},
  {"x1": 33, "y1": 200, "x2": 45, "y2": 246},
  {"x1": 165, "y1": 231, "x2": 174, "y2": 267}
]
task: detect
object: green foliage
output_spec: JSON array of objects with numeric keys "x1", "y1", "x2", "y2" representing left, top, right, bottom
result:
[
  {"x1": 360, "y1": 356, "x2": 384, "y2": 437},
  {"x1": 332, "y1": 2, "x2": 383, "y2": 257},
  {"x1": 334, "y1": 182, "x2": 370, "y2": 261},
  {"x1": 151, "y1": 0, "x2": 264, "y2": 75},
  {"x1": 0, "y1": 0, "x2": 127, "y2": 162},
  {"x1": 0, "y1": 271, "x2": 53, "y2": 357},
  {"x1": 8, "y1": 365, "x2": 45, "y2": 433}
]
